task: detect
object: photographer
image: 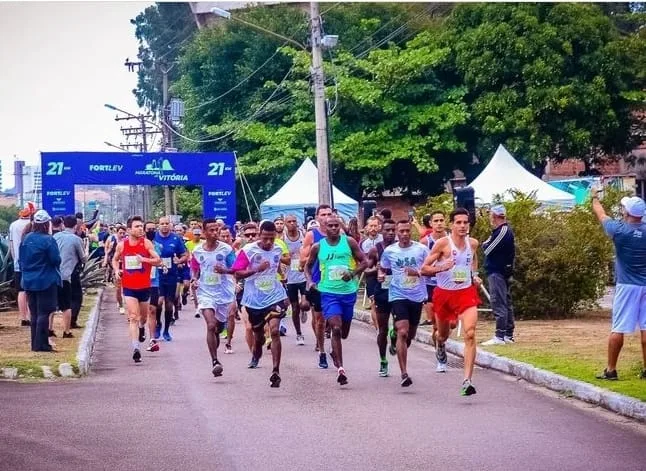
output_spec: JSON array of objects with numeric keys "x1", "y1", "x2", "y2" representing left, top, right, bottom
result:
[{"x1": 481, "y1": 205, "x2": 516, "y2": 345}]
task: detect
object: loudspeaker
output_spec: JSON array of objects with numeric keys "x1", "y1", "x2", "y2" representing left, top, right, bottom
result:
[
  {"x1": 362, "y1": 200, "x2": 377, "y2": 226},
  {"x1": 304, "y1": 206, "x2": 316, "y2": 224},
  {"x1": 453, "y1": 186, "x2": 476, "y2": 227}
]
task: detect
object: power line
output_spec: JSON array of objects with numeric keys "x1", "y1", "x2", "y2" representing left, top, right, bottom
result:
[{"x1": 184, "y1": 45, "x2": 288, "y2": 112}]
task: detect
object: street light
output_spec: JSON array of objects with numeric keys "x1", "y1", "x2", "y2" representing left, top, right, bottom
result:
[
  {"x1": 104, "y1": 141, "x2": 127, "y2": 152},
  {"x1": 210, "y1": 3, "x2": 336, "y2": 207}
]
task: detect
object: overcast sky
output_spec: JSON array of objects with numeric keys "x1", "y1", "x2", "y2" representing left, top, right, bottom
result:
[{"x1": 0, "y1": 1, "x2": 152, "y2": 189}]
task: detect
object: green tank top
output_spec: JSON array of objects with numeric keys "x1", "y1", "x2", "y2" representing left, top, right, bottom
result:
[{"x1": 317, "y1": 235, "x2": 358, "y2": 295}]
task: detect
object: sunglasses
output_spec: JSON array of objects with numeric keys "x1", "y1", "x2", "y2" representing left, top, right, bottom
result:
[{"x1": 244, "y1": 232, "x2": 257, "y2": 237}]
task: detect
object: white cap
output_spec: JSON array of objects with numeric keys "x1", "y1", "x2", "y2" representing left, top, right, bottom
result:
[
  {"x1": 620, "y1": 196, "x2": 646, "y2": 218},
  {"x1": 33, "y1": 209, "x2": 51, "y2": 224}
]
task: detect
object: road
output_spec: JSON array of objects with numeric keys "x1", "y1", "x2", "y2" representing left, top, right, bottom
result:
[{"x1": 1, "y1": 289, "x2": 645, "y2": 471}]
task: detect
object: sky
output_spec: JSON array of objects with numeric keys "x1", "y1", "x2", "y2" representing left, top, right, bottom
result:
[{"x1": 0, "y1": 1, "x2": 152, "y2": 190}]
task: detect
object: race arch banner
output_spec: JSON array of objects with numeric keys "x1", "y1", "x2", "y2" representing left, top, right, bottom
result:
[{"x1": 41, "y1": 151, "x2": 236, "y2": 222}]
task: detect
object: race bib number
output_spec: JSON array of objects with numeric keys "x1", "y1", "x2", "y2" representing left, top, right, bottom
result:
[
  {"x1": 452, "y1": 267, "x2": 468, "y2": 283},
  {"x1": 124, "y1": 255, "x2": 142, "y2": 270},
  {"x1": 382, "y1": 275, "x2": 393, "y2": 289},
  {"x1": 255, "y1": 275, "x2": 274, "y2": 292},
  {"x1": 204, "y1": 273, "x2": 221, "y2": 286},
  {"x1": 328, "y1": 265, "x2": 347, "y2": 281},
  {"x1": 290, "y1": 258, "x2": 301, "y2": 271},
  {"x1": 150, "y1": 266, "x2": 157, "y2": 279},
  {"x1": 162, "y1": 257, "x2": 172, "y2": 269}
]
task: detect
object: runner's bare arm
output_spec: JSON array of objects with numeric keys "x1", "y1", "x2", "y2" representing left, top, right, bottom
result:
[
  {"x1": 299, "y1": 231, "x2": 314, "y2": 269},
  {"x1": 470, "y1": 237, "x2": 482, "y2": 285},
  {"x1": 421, "y1": 238, "x2": 453, "y2": 276},
  {"x1": 348, "y1": 237, "x2": 368, "y2": 278},
  {"x1": 143, "y1": 239, "x2": 162, "y2": 266},
  {"x1": 111, "y1": 242, "x2": 124, "y2": 278},
  {"x1": 364, "y1": 246, "x2": 379, "y2": 275}
]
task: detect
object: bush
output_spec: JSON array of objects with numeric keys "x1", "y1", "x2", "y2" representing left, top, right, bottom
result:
[{"x1": 415, "y1": 189, "x2": 625, "y2": 319}]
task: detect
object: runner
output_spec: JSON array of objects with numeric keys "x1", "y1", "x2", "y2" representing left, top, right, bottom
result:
[
  {"x1": 191, "y1": 218, "x2": 237, "y2": 377},
  {"x1": 361, "y1": 216, "x2": 384, "y2": 331},
  {"x1": 232, "y1": 220, "x2": 290, "y2": 388},
  {"x1": 174, "y1": 224, "x2": 191, "y2": 319},
  {"x1": 421, "y1": 208, "x2": 481, "y2": 396},
  {"x1": 369, "y1": 219, "x2": 398, "y2": 377},
  {"x1": 284, "y1": 214, "x2": 309, "y2": 345},
  {"x1": 154, "y1": 217, "x2": 188, "y2": 341},
  {"x1": 219, "y1": 225, "x2": 238, "y2": 353},
  {"x1": 235, "y1": 223, "x2": 258, "y2": 354},
  {"x1": 185, "y1": 227, "x2": 203, "y2": 318},
  {"x1": 305, "y1": 215, "x2": 367, "y2": 386},
  {"x1": 144, "y1": 221, "x2": 162, "y2": 352},
  {"x1": 419, "y1": 210, "x2": 449, "y2": 336},
  {"x1": 379, "y1": 220, "x2": 430, "y2": 387},
  {"x1": 112, "y1": 216, "x2": 161, "y2": 363},
  {"x1": 300, "y1": 204, "x2": 333, "y2": 368},
  {"x1": 104, "y1": 225, "x2": 126, "y2": 314},
  {"x1": 274, "y1": 217, "x2": 285, "y2": 238}
]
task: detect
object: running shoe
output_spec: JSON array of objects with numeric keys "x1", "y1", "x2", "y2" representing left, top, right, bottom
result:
[
  {"x1": 461, "y1": 379, "x2": 477, "y2": 396},
  {"x1": 224, "y1": 344, "x2": 233, "y2": 354},
  {"x1": 163, "y1": 332, "x2": 172, "y2": 342},
  {"x1": 146, "y1": 340, "x2": 160, "y2": 352},
  {"x1": 596, "y1": 369, "x2": 618, "y2": 380},
  {"x1": 337, "y1": 367, "x2": 348, "y2": 385},
  {"x1": 154, "y1": 325, "x2": 161, "y2": 340},
  {"x1": 212, "y1": 360, "x2": 223, "y2": 377},
  {"x1": 300, "y1": 310, "x2": 308, "y2": 324},
  {"x1": 379, "y1": 361, "x2": 389, "y2": 377},
  {"x1": 318, "y1": 352, "x2": 328, "y2": 369},
  {"x1": 401, "y1": 374, "x2": 413, "y2": 387},
  {"x1": 296, "y1": 335, "x2": 305, "y2": 346},
  {"x1": 436, "y1": 361, "x2": 447, "y2": 373},
  {"x1": 481, "y1": 337, "x2": 505, "y2": 346},
  {"x1": 248, "y1": 357, "x2": 259, "y2": 369},
  {"x1": 119, "y1": 306, "x2": 125, "y2": 315},
  {"x1": 270, "y1": 371, "x2": 281, "y2": 388},
  {"x1": 221, "y1": 329, "x2": 228, "y2": 339},
  {"x1": 132, "y1": 349, "x2": 142, "y2": 363},
  {"x1": 435, "y1": 342, "x2": 448, "y2": 364},
  {"x1": 138, "y1": 327, "x2": 146, "y2": 343}
]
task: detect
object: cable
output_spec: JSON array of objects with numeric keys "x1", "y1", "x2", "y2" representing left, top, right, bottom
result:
[
  {"x1": 234, "y1": 153, "x2": 261, "y2": 213},
  {"x1": 320, "y1": 2, "x2": 342, "y2": 16},
  {"x1": 164, "y1": 64, "x2": 296, "y2": 143},
  {"x1": 184, "y1": 46, "x2": 287, "y2": 112},
  {"x1": 236, "y1": 152, "x2": 254, "y2": 221}
]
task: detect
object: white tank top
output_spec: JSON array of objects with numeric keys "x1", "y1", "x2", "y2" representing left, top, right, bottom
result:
[{"x1": 435, "y1": 235, "x2": 473, "y2": 291}]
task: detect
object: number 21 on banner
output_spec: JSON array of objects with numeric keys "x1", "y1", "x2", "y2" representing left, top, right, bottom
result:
[
  {"x1": 45, "y1": 162, "x2": 65, "y2": 176},
  {"x1": 208, "y1": 162, "x2": 225, "y2": 176}
]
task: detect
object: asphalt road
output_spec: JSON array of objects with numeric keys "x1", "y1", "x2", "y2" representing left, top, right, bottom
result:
[{"x1": 1, "y1": 290, "x2": 645, "y2": 471}]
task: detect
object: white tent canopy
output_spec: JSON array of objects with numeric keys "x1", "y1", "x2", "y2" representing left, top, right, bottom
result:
[
  {"x1": 260, "y1": 158, "x2": 359, "y2": 224},
  {"x1": 469, "y1": 145, "x2": 575, "y2": 208}
]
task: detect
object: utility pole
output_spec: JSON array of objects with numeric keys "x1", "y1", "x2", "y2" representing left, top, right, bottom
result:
[
  {"x1": 161, "y1": 66, "x2": 174, "y2": 216},
  {"x1": 310, "y1": 2, "x2": 332, "y2": 206}
]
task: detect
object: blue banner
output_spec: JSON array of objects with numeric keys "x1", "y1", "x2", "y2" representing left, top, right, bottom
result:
[{"x1": 41, "y1": 151, "x2": 236, "y2": 221}]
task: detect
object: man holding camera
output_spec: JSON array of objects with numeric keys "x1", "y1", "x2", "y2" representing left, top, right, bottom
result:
[{"x1": 481, "y1": 205, "x2": 516, "y2": 346}]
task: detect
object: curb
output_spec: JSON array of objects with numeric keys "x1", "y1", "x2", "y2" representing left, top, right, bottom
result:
[
  {"x1": 354, "y1": 309, "x2": 646, "y2": 422},
  {"x1": 76, "y1": 288, "x2": 104, "y2": 376}
]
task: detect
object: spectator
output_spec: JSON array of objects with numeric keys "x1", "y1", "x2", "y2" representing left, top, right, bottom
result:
[
  {"x1": 481, "y1": 205, "x2": 516, "y2": 346},
  {"x1": 19, "y1": 210, "x2": 61, "y2": 352},
  {"x1": 51, "y1": 216, "x2": 63, "y2": 235},
  {"x1": 592, "y1": 194, "x2": 646, "y2": 380},
  {"x1": 347, "y1": 217, "x2": 362, "y2": 243},
  {"x1": 8, "y1": 202, "x2": 36, "y2": 326},
  {"x1": 54, "y1": 215, "x2": 87, "y2": 337}
]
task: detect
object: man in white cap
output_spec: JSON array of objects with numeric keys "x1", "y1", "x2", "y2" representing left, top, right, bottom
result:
[
  {"x1": 481, "y1": 204, "x2": 516, "y2": 346},
  {"x1": 592, "y1": 191, "x2": 646, "y2": 380}
]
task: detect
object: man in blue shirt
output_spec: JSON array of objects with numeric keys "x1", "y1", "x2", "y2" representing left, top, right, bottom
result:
[
  {"x1": 154, "y1": 216, "x2": 188, "y2": 341},
  {"x1": 593, "y1": 192, "x2": 646, "y2": 380}
]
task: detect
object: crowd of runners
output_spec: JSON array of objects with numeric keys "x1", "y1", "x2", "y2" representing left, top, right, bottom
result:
[{"x1": 109, "y1": 204, "x2": 503, "y2": 397}]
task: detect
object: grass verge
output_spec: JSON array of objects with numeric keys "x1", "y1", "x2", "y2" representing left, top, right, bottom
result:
[{"x1": 0, "y1": 293, "x2": 98, "y2": 379}]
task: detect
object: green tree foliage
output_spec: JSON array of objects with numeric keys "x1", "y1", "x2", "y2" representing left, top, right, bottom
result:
[
  {"x1": 441, "y1": 3, "x2": 646, "y2": 171},
  {"x1": 131, "y1": 2, "x2": 196, "y2": 112}
]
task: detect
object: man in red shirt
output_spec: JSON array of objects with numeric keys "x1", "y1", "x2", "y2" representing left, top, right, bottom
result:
[{"x1": 112, "y1": 216, "x2": 162, "y2": 363}]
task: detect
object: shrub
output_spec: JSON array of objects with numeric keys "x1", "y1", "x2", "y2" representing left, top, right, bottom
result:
[{"x1": 415, "y1": 188, "x2": 625, "y2": 319}]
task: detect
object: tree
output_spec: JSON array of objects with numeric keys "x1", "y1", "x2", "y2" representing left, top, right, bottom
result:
[
  {"x1": 440, "y1": 3, "x2": 646, "y2": 173},
  {"x1": 131, "y1": 2, "x2": 197, "y2": 112}
]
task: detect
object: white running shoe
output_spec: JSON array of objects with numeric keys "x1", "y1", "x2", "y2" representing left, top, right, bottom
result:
[
  {"x1": 224, "y1": 344, "x2": 233, "y2": 354},
  {"x1": 481, "y1": 337, "x2": 506, "y2": 346},
  {"x1": 296, "y1": 335, "x2": 305, "y2": 346},
  {"x1": 436, "y1": 362, "x2": 447, "y2": 373}
]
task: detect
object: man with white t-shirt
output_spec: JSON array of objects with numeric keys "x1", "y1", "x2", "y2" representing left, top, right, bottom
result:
[
  {"x1": 9, "y1": 202, "x2": 36, "y2": 326},
  {"x1": 191, "y1": 218, "x2": 237, "y2": 378}
]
